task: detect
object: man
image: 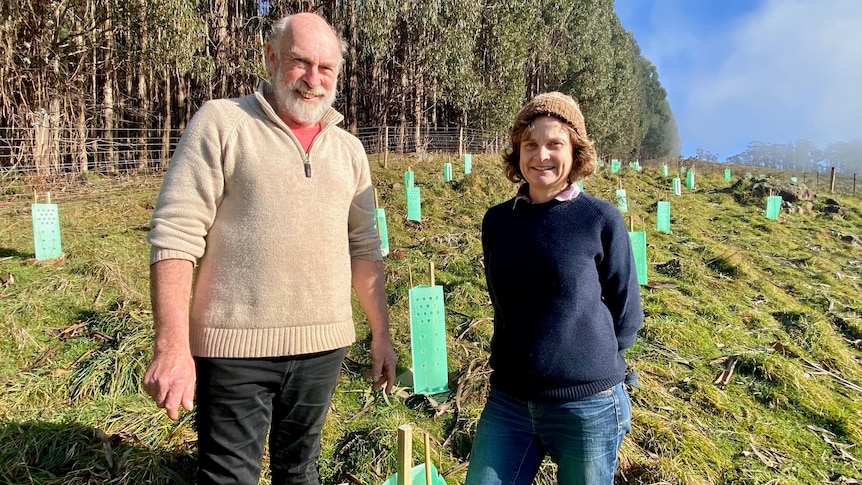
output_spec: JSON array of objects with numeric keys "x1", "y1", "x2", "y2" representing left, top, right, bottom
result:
[{"x1": 143, "y1": 12, "x2": 398, "y2": 485}]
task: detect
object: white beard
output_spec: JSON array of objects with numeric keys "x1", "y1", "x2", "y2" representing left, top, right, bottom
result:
[{"x1": 273, "y1": 68, "x2": 336, "y2": 125}]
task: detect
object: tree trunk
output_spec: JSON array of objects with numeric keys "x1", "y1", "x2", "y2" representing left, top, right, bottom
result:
[
  {"x1": 347, "y1": 0, "x2": 358, "y2": 133},
  {"x1": 48, "y1": 96, "x2": 61, "y2": 173},
  {"x1": 413, "y1": 66, "x2": 422, "y2": 153},
  {"x1": 76, "y1": 96, "x2": 87, "y2": 172},
  {"x1": 102, "y1": 0, "x2": 118, "y2": 172},
  {"x1": 211, "y1": 0, "x2": 228, "y2": 99},
  {"x1": 177, "y1": 72, "x2": 188, "y2": 132},
  {"x1": 398, "y1": 65, "x2": 406, "y2": 153},
  {"x1": 136, "y1": 0, "x2": 149, "y2": 170},
  {"x1": 160, "y1": 69, "x2": 172, "y2": 170}
]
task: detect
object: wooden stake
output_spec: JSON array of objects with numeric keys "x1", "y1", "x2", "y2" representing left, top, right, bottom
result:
[
  {"x1": 397, "y1": 425, "x2": 412, "y2": 485},
  {"x1": 429, "y1": 261, "x2": 435, "y2": 287},
  {"x1": 409, "y1": 266, "x2": 413, "y2": 288},
  {"x1": 374, "y1": 188, "x2": 379, "y2": 209},
  {"x1": 33, "y1": 190, "x2": 37, "y2": 204},
  {"x1": 47, "y1": 192, "x2": 51, "y2": 204},
  {"x1": 629, "y1": 215, "x2": 634, "y2": 232},
  {"x1": 424, "y1": 432, "x2": 432, "y2": 485}
]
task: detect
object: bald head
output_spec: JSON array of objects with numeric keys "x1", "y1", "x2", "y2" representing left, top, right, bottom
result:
[
  {"x1": 264, "y1": 13, "x2": 344, "y2": 128},
  {"x1": 268, "y1": 13, "x2": 346, "y2": 74}
]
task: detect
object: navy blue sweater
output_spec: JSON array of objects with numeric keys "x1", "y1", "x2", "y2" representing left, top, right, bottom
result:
[{"x1": 481, "y1": 192, "x2": 643, "y2": 401}]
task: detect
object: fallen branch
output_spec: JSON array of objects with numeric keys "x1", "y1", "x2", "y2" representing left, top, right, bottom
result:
[{"x1": 713, "y1": 356, "x2": 738, "y2": 388}]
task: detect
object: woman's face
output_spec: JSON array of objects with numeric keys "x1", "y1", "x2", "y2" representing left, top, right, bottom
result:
[{"x1": 518, "y1": 116, "x2": 574, "y2": 202}]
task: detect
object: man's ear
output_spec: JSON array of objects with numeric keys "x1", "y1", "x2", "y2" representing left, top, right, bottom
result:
[{"x1": 264, "y1": 43, "x2": 277, "y2": 77}]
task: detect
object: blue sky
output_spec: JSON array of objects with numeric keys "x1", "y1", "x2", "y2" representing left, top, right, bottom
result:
[{"x1": 615, "y1": 0, "x2": 862, "y2": 160}]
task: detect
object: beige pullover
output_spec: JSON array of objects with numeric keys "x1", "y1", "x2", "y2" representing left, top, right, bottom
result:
[{"x1": 147, "y1": 82, "x2": 381, "y2": 358}]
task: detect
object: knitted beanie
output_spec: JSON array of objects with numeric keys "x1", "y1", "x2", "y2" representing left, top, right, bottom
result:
[{"x1": 512, "y1": 92, "x2": 587, "y2": 138}]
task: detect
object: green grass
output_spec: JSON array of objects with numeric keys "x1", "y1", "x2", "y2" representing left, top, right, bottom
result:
[{"x1": 1, "y1": 157, "x2": 861, "y2": 484}]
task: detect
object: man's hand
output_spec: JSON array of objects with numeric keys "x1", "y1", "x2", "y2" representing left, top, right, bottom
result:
[
  {"x1": 147, "y1": 258, "x2": 195, "y2": 420},
  {"x1": 143, "y1": 349, "x2": 196, "y2": 420},
  {"x1": 369, "y1": 337, "x2": 398, "y2": 393}
]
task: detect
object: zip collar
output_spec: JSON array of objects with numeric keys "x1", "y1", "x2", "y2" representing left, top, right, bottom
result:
[{"x1": 254, "y1": 81, "x2": 344, "y2": 178}]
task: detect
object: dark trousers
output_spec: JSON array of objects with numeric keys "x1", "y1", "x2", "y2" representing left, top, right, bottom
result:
[{"x1": 194, "y1": 348, "x2": 347, "y2": 485}]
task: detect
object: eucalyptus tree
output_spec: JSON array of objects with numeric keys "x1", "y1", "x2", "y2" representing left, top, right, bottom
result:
[
  {"x1": 117, "y1": 0, "x2": 204, "y2": 168},
  {"x1": 560, "y1": 0, "x2": 627, "y2": 159},
  {"x1": 603, "y1": 20, "x2": 645, "y2": 160},
  {"x1": 351, "y1": 0, "x2": 401, "y2": 129},
  {"x1": 637, "y1": 55, "x2": 680, "y2": 160},
  {"x1": 523, "y1": 0, "x2": 575, "y2": 97},
  {"x1": 422, "y1": 0, "x2": 481, "y2": 130},
  {"x1": 823, "y1": 139, "x2": 862, "y2": 174},
  {"x1": 470, "y1": 0, "x2": 534, "y2": 133}
]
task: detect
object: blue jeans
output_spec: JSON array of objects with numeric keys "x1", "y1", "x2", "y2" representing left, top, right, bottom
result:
[
  {"x1": 194, "y1": 348, "x2": 347, "y2": 485},
  {"x1": 465, "y1": 383, "x2": 631, "y2": 485}
]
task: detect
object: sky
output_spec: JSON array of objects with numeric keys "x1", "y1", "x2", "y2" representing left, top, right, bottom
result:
[{"x1": 614, "y1": 0, "x2": 862, "y2": 160}]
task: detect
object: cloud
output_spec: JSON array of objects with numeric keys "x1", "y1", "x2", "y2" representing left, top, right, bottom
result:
[{"x1": 684, "y1": 0, "x2": 862, "y2": 157}]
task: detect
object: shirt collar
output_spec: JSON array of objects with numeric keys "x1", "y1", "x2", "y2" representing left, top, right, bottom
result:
[{"x1": 513, "y1": 182, "x2": 580, "y2": 209}]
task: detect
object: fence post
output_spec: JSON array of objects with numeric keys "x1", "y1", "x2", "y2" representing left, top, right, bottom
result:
[{"x1": 830, "y1": 166, "x2": 836, "y2": 193}]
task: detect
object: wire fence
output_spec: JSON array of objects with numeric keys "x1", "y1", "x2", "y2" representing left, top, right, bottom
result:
[
  {"x1": 1, "y1": 125, "x2": 859, "y2": 201},
  {"x1": 0, "y1": 125, "x2": 502, "y2": 173},
  {"x1": 0, "y1": 125, "x2": 505, "y2": 201}
]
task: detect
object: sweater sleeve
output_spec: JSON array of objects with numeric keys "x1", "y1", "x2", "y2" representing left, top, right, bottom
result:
[
  {"x1": 346, "y1": 138, "x2": 382, "y2": 261},
  {"x1": 147, "y1": 101, "x2": 228, "y2": 264},
  {"x1": 599, "y1": 207, "x2": 644, "y2": 353}
]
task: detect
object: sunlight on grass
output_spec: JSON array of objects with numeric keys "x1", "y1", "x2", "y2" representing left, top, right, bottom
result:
[{"x1": 1, "y1": 157, "x2": 861, "y2": 484}]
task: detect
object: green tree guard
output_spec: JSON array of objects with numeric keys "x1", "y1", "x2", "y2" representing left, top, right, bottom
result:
[
  {"x1": 408, "y1": 263, "x2": 449, "y2": 395},
  {"x1": 629, "y1": 231, "x2": 648, "y2": 285},
  {"x1": 615, "y1": 189, "x2": 628, "y2": 212},
  {"x1": 725, "y1": 168, "x2": 731, "y2": 182},
  {"x1": 375, "y1": 208, "x2": 389, "y2": 257},
  {"x1": 463, "y1": 154, "x2": 472, "y2": 174},
  {"x1": 766, "y1": 195, "x2": 782, "y2": 220},
  {"x1": 673, "y1": 177, "x2": 682, "y2": 196},
  {"x1": 32, "y1": 202, "x2": 63, "y2": 260},
  {"x1": 443, "y1": 162, "x2": 452, "y2": 182},
  {"x1": 404, "y1": 169, "x2": 414, "y2": 199},
  {"x1": 657, "y1": 201, "x2": 671, "y2": 233},
  {"x1": 407, "y1": 186, "x2": 422, "y2": 221}
]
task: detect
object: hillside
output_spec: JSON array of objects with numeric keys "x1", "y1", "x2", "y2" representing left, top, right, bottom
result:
[{"x1": 1, "y1": 154, "x2": 861, "y2": 484}]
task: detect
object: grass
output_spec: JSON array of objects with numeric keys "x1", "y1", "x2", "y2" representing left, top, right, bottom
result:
[{"x1": 1, "y1": 155, "x2": 861, "y2": 484}]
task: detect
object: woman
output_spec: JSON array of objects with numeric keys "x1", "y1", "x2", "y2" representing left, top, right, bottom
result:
[{"x1": 465, "y1": 92, "x2": 643, "y2": 485}]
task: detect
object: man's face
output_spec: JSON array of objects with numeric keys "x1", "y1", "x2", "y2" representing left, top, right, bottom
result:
[
  {"x1": 268, "y1": 18, "x2": 341, "y2": 127},
  {"x1": 272, "y1": 66, "x2": 337, "y2": 127}
]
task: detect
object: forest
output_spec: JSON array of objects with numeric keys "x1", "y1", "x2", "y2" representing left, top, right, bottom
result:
[{"x1": 1, "y1": 0, "x2": 680, "y2": 175}]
